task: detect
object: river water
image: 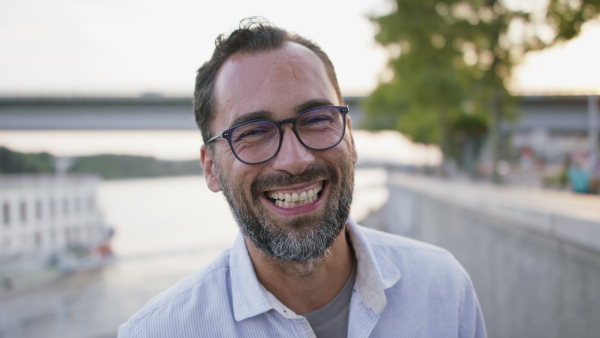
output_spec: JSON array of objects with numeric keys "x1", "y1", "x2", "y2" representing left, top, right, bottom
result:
[{"x1": 0, "y1": 169, "x2": 388, "y2": 338}]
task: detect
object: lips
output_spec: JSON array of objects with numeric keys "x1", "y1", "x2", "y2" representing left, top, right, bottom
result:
[{"x1": 264, "y1": 182, "x2": 324, "y2": 208}]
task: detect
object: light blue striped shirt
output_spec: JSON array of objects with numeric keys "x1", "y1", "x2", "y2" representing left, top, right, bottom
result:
[{"x1": 118, "y1": 218, "x2": 486, "y2": 337}]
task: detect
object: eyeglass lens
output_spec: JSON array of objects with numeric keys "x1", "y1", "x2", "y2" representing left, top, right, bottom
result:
[{"x1": 230, "y1": 107, "x2": 345, "y2": 164}]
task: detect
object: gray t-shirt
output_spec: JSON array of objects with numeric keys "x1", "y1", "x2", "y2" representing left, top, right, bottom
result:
[{"x1": 302, "y1": 266, "x2": 357, "y2": 338}]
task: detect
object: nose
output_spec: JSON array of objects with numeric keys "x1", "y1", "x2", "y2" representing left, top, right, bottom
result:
[{"x1": 270, "y1": 125, "x2": 315, "y2": 175}]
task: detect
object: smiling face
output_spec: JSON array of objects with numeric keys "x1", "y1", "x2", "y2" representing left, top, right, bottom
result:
[{"x1": 201, "y1": 42, "x2": 357, "y2": 262}]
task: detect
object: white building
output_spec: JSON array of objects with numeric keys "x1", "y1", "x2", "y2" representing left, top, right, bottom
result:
[{"x1": 0, "y1": 174, "x2": 108, "y2": 263}]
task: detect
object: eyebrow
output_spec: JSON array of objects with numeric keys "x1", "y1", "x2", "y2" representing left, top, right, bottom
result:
[
  {"x1": 293, "y1": 99, "x2": 335, "y2": 115},
  {"x1": 228, "y1": 98, "x2": 336, "y2": 129},
  {"x1": 229, "y1": 110, "x2": 273, "y2": 129}
]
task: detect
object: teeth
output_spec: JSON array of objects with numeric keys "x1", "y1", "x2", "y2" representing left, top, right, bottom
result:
[{"x1": 266, "y1": 183, "x2": 323, "y2": 208}]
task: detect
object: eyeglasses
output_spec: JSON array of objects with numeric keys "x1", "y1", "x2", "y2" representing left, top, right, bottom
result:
[{"x1": 206, "y1": 106, "x2": 349, "y2": 165}]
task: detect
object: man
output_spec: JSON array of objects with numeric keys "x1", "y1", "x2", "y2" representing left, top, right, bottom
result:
[{"x1": 118, "y1": 18, "x2": 486, "y2": 337}]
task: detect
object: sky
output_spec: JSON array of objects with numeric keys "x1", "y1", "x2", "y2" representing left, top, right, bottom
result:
[
  {"x1": 0, "y1": 0, "x2": 392, "y2": 96},
  {"x1": 511, "y1": 21, "x2": 600, "y2": 94},
  {"x1": 0, "y1": 0, "x2": 598, "y2": 97}
]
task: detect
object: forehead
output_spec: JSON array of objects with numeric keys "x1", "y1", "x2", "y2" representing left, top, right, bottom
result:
[{"x1": 212, "y1": 42, "x2": 338, "y2": 128}]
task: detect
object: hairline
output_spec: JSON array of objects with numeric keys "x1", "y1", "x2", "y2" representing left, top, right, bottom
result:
[{"x1": 194, "y1": 21, "x2": 344, "y2": 148}]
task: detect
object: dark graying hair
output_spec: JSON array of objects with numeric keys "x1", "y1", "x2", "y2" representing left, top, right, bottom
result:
[{"x1": 193, "y1": 17, "x2": 343, "y2": 143}]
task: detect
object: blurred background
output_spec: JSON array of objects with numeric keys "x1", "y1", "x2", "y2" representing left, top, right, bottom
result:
[{"x1": 0, "y1": 0, "x2": 599, "y2": 337}]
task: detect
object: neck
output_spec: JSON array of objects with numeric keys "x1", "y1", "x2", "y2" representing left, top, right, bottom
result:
[{"x1": 246, "y1": 228, "x2": 355, "y2": 314}]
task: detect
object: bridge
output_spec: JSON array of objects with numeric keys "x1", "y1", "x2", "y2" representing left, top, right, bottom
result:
[
  {"x1": 0, "y1": 94, "x2": 597, "y2": 137},
  {"x1": 0, "y1": 96, "x2": 368, "y2": 130},
  {"x1": 1, "y1": 94, "x2": 597, "y2": 159},
  {"x1": 0, "y1": 96, "x2": 197, "y2": 130}
]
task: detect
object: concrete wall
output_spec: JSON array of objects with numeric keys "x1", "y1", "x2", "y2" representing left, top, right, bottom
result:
[{"x1": 369, "y1": 172, "x2": 600, "y2": 338}]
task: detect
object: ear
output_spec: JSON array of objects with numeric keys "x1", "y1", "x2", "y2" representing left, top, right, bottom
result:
[
  {"x1": 200, "y1": 144, "x2": 222, "y2": 192},
  {"x1": 346, "y1": 115, "x2": 358, "y2": 165}
]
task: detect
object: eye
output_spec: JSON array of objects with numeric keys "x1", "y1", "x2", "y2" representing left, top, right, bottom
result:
[
  {"x1": 299, "y1": 108, "x2": 339, "y2": 128},
  {"x1": 239, "y1": 128, "x2": 268, "y2": 138},
  {"x1": 232, "y1": 121, "x2": 277, "y2": 144},
  {"x1": 304, "y1": 115, "x2": 334, "y2": 125},
  {"x1": 235, "y1": 127, "x2": 266, "y2": 140}
]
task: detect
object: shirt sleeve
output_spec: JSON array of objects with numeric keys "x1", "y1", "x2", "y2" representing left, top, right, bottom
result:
[
  {"x1": 458, "y1": 274, "x2": 487, "y2": 338},
  {"x1": 117, "y1": 320, "x2": 136, "y2": 338}
]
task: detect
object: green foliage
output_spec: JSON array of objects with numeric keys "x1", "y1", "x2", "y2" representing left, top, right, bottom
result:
[
  {"x1": 0, "y1": 147, "x2": 54, "y2": 173},
  {"x1": 69, "y1": 155, "x2": 201, "y2": 179},
  {"x1": 0, "y1": 147, "x2": 202, "y2": 179},
  {"x1": 364, "y1": 0, "x2": 599, "y2": 170}
]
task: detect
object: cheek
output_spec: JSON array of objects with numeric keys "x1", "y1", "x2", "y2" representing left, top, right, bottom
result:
[
  {"x1": 214, "y1": 142, "x2": 241, "y2": 167},
  {"x1": 221, "y1": 157, "x2": 262, "y2": 194},
  {"x1": 339, "y1": 137, "x2": 357, "y2": 162}
]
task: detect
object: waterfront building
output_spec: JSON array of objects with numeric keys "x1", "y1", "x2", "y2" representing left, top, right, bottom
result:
[{"x1": 0, "y1": 174, "x2": 111, "y2": 288}]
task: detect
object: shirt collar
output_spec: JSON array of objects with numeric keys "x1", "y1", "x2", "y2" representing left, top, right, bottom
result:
[
  {"x1": 229, "y1": 217, "x2": 402, "y2": 320},
  {"x1": 347, "y1": 217, "x2": 401, "y2": 314},
  {"x1": 230, "y1": 234, "x2": 273, "y2": 321}
]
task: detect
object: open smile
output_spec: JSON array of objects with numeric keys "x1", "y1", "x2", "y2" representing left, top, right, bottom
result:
[{"x1": 264, "y1": 181, "x2": 325, "y2": 209}]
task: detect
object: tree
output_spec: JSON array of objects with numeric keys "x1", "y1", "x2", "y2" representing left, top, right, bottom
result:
[
  {"x1": 0, "y1": 147, "x2": 54, "y2": 174},
  {"x1": 364, "y1": 0, "x2": 599, "y2": 179}
]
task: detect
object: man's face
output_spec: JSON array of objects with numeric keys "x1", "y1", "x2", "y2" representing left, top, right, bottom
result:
[{"x1": 201, "y1": 42, "x2": 357, "y2": 262}]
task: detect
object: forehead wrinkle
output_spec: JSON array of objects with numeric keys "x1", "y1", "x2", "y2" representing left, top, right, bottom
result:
[
  {"x1": 217, "y1": 44, "x2": 329, "y2": 102},
  {"x1": 259, "y1": 59, "x2": 312, "y2": 92}
]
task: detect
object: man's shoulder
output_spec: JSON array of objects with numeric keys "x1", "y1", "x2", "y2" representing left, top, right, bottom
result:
[
  {"x1": 357, "y1": 225, "x2": 467, "y2": 277},
  {"x1": 354, "y1": 228, "x2": 486, "y2": 337},
  {"x1": 118, "y1": 248, "x2": 233, "y2": 337},
  {"x1": 358, "y1": 225, "x2": 449, "y2": 255}
]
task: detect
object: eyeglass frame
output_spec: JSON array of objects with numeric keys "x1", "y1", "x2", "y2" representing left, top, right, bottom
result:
[{"x1": 205, "y1": 105, "x2": 350, "y2": 165}]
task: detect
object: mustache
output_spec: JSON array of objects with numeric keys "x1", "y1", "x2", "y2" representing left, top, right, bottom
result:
[{"x1": 251, "y1": 164, "x2": 336, "y2": 197}]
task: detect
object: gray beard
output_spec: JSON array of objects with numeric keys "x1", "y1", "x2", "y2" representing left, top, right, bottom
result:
[{"x1": 216, "y1": 162, "x2": 354, "y2": 262}]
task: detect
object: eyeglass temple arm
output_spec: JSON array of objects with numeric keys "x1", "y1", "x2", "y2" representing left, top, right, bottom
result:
[{"x1": 205, "y1": 134, "x2": 224, "y2": 145}]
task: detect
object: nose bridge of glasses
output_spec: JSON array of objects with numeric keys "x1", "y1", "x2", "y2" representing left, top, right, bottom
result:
[
  {"x1": 271, "y1": 117, "x2": 315, "y2": 171},
  {"x1": 276, "y1": 117, "x2": 297, "y2": 129},
  {"x1": 275, "y1": 117, "x2": 301, "y2": 140}
]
